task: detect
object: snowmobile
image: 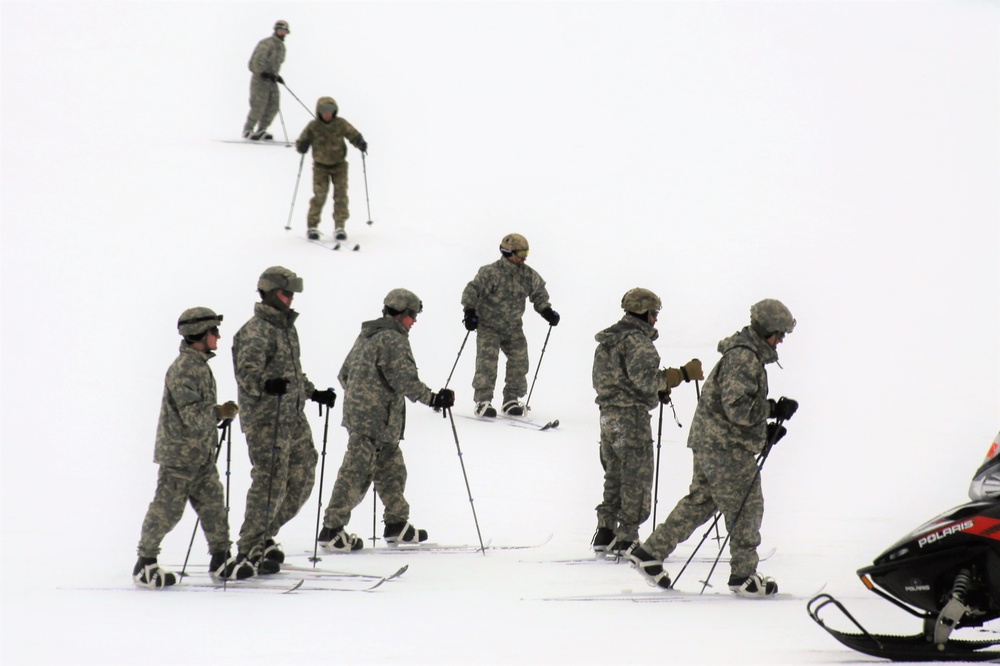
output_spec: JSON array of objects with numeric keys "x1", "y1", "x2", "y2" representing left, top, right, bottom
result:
[{"x1": 808, "y1": 430, "x2": 1000, "y2": 661}]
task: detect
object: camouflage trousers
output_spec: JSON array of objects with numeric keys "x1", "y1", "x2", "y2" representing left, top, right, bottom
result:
[
  {"x1": 323, "y1": 431, "x2": 410, "y2": 530},
  {"x1": 643, "y1": 445, "x2": 764, "y2": 580},
  {"x1": 595, "y1": 406, "x2": 653, "y2": 541},
  {"x1": 308, "y1": 161, "x2": 349, "y2": 229},
  {"x1": 242, "y1": 77, "x2": 280, "y2": 134},
  {"x1": 236, "y1": 415, "x2": 318, "y2": 554},
  {"x1": 137, "y1": 461, "x2": 230, "y2": 558},
  {"x1": 473, "y1": 326, "x2": 529, "y2": 404}
]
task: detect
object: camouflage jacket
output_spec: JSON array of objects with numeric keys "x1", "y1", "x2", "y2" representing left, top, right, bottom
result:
[
  {"x1": 592, "y1": 315, "x2": 666, "y2": 411},
  {"x1": 153, "y1": 343, "x2": 219, "y2": 469},
  {"x1": 338, "y1": 316, "x2": 434, "y2": 444},
  {"x1": 247, "y1": 34, "x2": 285, "y2": 77},
  {"x1": 461, "y1": 258, "x2": 550, "y2": 333},
  {"x1": 232, "y1": 302, "x2": 315, "y2": 432},
  {"x1": 688, "y1": 327, "x2": 777, "y2": 454},
  {"x1": 296, "y1": 117, "x2": 364, "y2": 166}
]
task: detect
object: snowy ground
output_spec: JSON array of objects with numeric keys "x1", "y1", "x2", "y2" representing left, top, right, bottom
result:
[{"x1": 1, "y1": 1, "x2": 998, "y2": 665}]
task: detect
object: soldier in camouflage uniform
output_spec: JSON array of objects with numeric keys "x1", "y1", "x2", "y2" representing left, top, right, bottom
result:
[
  {"x1": 133, "y1": 308, "x2": 248, "y2": 589},
  {"x1": 591, "y1": 288, "x2": 704, "y2": 557},
  {"x1": 317, "y1": 289, "x2": 455, "y2": 552},
  {"x1": 242, "y1": 20, "x2": 289, "y2": 140},
  {"x1": 461, "y1": 233, "x2": 560, "y2": 418},
  {"x1": 629, "y1": 299, "x2": 799, "y2": 597},
  {"x1": 232, "y1": 267, "x2": 337, "y2": 574},
  {"x1": 296, "y1": 97, "x2": 367, "y2": 242}
]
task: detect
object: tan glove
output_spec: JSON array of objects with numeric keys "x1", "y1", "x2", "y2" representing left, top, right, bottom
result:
[
  {"x1": 681, "y1": 358, "x2": 704, "y2": 382},
  {"x1": 216, "y1": 401, "x2": 239, "y2": 421},
  {"x1": 664, "y1": 368, "x2": 684, "y2": 389}
]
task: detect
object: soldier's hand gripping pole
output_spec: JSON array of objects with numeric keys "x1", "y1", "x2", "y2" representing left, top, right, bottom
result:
[
  {"x1": 309, "y1": 404, "x2": 333, "y2": 564},
  {"x1": 179, "y1": 420, "x2": 231, "y2": 578},
  {"x1": 524, "y1": 325, "x2": 553, "y2": 411},
  {"x1": 446, "y1": 409, "x2": 486, "y2": 555}
]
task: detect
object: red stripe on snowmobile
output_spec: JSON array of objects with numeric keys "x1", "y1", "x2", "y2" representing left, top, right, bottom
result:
[{"x1": 967, "y1": 516, "x2": 1000, "y2": 540}]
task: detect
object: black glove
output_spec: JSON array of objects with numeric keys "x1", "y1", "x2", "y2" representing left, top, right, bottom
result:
[
  {"x1": 296, "y1": 140, "x2": 311, "y2": 154},
  {"x1": 274, "y1": 74, "x2": 284, "y2": 84},
  {"x1": 263, "y1": 378, "x2": 288, "y2": 396},
  {"x1": 463, "y1": 309, "x2": 478, "y2": 331},
  {"x1": 430, "y1": 389, "x2": 455, "y2": 411},
  {"x1": 311, "y1": 388, "x2": 337, "y2": 408},
  {"x1": 357, "y1": 138, "x2": 368, "y2": 153},
  {"x1": 541, "y1": 307, "x2": 560, "y2": 326},
  {"x1": 766, "y1": 422, "x2": 787, "y2": 446},
  {"x1": 658, "y1": 389, "x2": 672, "y2": 404},
  {"x1": 260, "y1": 72, "x2": 276, "y2": 81},
  {"x1": 769, "y1": 397, "x2": 799, "y2": 421}
]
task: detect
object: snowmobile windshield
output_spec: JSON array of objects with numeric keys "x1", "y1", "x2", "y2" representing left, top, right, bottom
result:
[{"x1": 968, "y1": 430, "x2": 1000, "y2": 501}]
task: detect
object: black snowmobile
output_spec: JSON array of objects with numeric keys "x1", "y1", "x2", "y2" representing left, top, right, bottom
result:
[{"x1": 808, "y1": 431, "x2": 1000, "y2": 661}]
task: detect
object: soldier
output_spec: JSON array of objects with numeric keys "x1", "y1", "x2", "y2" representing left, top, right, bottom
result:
[
  {"x1": 317, "y1": 289, "x2": 455, "y2": 552},
  {"x1": 133, "y1": 307, "x2": 248, "y2": 589},
  {"x1": 591, "y1": 288, "x2": 703, "y2": 557},
  {"x1": 232, "y1": 267, "x2": 337, "y2": 574},
  {"x1": 296, "y1": 97, "x2": 367, "y2": 242},
  {"x1": 461, "y1": 233, "x2": 560, "y2": 418},
  {"x1": 629, "y1": 299, "x2": 799, "y2": 597},
  {"x1": 242, "y1": 20, "x2": 289, "y2": 141}
]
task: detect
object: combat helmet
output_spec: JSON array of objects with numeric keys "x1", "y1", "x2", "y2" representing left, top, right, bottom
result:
[
  {"x1": 316, "y1": 96, "x2": 338, "y2": 118},
  {"x1": 274, "y1": 20, "x2": 290, "y2": 33},
  {"x1": 499, "y1": 233, "x2": 529, "y2": 257},
  {"x1": 383, "y1": 288, "x2": 423, "y2": 318},
  {"x1": 177, "y1": 307, "x2": 222, "y2": 339},
  {"x1": 257, "y1": 266, "x2": 304, "y2": 294},
  {"x1": 750, "y1": 299, "x2": 796, "y2": 338},
  {"x1": 621, "y1": 288, "x2": 662, "y2": 316}
]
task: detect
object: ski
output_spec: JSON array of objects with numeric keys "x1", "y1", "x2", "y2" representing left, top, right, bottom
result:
[
  {"x1": 217, "y1": 139, "x2": 293, "y2": 148},
  {"x1": 333, "y1": 242, "x2": 360, "y2": 251},
  {"x1": 303, "y1": 535, "x2": 550, "y2": 556},
  {"x1": 542, "y1": 545, "x2": 777, "y2": 566},
  {"x1": 280, "y1": 563, "x2": 408, "y2": 581},
  {"x1": 458, "y1": 413, "x2": 558, "y2": 431},
  {"x1": 63, "y1": 579, "x2": 305, "y2": 594},
  {"x1": 534, "y1": 587, "x2": 813, "y2": 604}
]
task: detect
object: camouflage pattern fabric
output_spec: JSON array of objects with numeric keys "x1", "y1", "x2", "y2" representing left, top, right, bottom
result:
[
  {"x1": 231, "y1": 302, "x2": 316, "y2": 433},
  {"x1": 236, "y1": 416, "x2": 318, "y2": 554},
  {"x1": 323, "y1": 432, "x2": 411, "y2": 529},
  {"x1": 641, "y1": 446, "x2": 763, "y2": 579},
  {"x1": 232, "y1": 302, "x2": 318, "y2": 553},
  {"x1": 337, "y1": 316, "x2": 434, "y2": 443},
  {"x1": 323, "y1": 315, "x2": 433, "y2": 529},
  {"x1": 595, "y1": 406, "x2": 654, "y2": 541},
  {"x1": 641, "y1": 325, "x2": 777, "y2": 579},
  {"x1": 307, "y1": 162, "x2": 349, "y2": 228},
  {"x1": 242, "y1": 34, "x2": 285, "y2": 134},
  {"x1": 472, "y1": 325, "x2": 529, "y2": 404},
  {"x1": 462, "y1": 257, "x2": 551, "y2": 403},
  {"x1": 138, "y1": 343, "x2": 230, "y2": 557},
  {"x1": 592, "y1": 314, "x2": 667, "y2": 411},
  {"x1": 296, "y1": 109, "x2": 364, "y2": 166},
  {"x1": 138, "y1": 462, "x2": 230, "y2": 558}
]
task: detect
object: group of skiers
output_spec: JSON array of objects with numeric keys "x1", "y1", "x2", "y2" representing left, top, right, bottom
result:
[
  {"x1": 241, "y1": 19, "x2": 367, "y2": 243},
  {"x1": 135, "y1": 20, "x2": 799, "y2": 596}
]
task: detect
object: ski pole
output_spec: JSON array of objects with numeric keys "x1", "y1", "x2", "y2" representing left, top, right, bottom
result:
[
  {"x1": 179, "y1": 420, "x2": 230, "y2": 578},
  {"x1": 444, "y1": 330, "x2": 471, "y2": 390},
  {"x1": 279, "y1": 80, "x2": 315, "y2": 118},
  {"x1": 524, "y1": 325, "x2": 553, "y2": 411},
  {"x1": 285, "y1": 152, "x2": 306, "y2": 231},
  {"x1": 371, "y1": 489, "x2": 378, "y2": 548},
  {"x1": 696, "y1": 421, "x2": 785, "y2": 594},
  {"x1": 361, "y1": 152, "x2": 374, "y2": 226},
  {"x1": 445, "y1": 409, "x2": 486, "y2": 555},
  {"x1": 308, "y1": 403, "x2": 332, "y2": 564},
  {"x1": 277, "y1": 107, "x2": 289, "y2": 144},
  {"x1": 652, "y1": 403, "x2": 664, "y2": 526}
]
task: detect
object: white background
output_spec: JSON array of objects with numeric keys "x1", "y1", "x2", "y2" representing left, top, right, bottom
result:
[{"x1": 1, "y1": 1, "x2": 997, "y2": 664}]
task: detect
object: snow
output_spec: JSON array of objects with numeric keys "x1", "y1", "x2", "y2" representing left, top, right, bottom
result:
[{"x1": 1, "y1": 1, "x2": 997, "y2": 664}]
